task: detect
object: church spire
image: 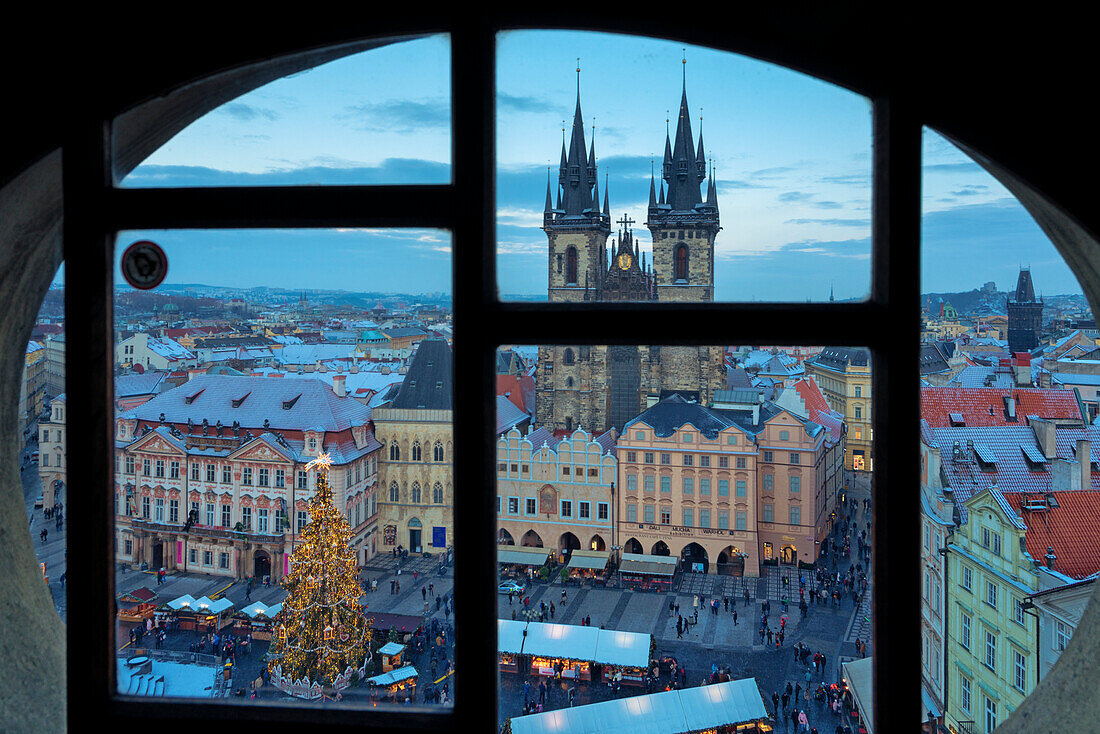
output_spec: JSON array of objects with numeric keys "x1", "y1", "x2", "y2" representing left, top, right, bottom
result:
[
  {"x1": 556, "y1": 60, "x2": 601, "y2": 220},
  {"x1": 603, "y1": 173, "x2": 610, "y2": 217},
  {"x1": 663, "y1": 54, "x2": 705, "y2": 211},
  {"x1": 649, "y1": 161, "x2": 657, "y2": 209}
]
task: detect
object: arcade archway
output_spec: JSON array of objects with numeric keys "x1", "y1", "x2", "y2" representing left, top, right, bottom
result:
[
  {"x1": 624, "y1": 538, "x2": 643, "y2": 555},
  {"x1": 681, "y1": 542, "x2": 709, "y2": 574},
  {"x1": 559, "y1": 531, "x2": 580, "y2": 561},
  {"x1": 780, "y1": 545, "x2": 798, "y2": 565},
  {"x1": 717, "y1": 545, "x2": 746, "y2": 576},
  {"x1": 521, "y1": 530, "x2": 543, "y2": 547},
  {"x1": 588, "y1": 534, "x2": 605, "y2": 551},
  {"x1": 498, "y1": 528, "x2": 515, "y2": 545},
  {"x1": 253, "y1": 549, "x2": 271, "y2": 580},
  {"x1": 651, "y1": 540, "x2": 670, "y2": 556}
]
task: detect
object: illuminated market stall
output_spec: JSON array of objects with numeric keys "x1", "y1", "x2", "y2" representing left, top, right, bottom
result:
[
  {"x1": 565, "y1": 549, "x2": 612, "y2": 585},
  {"x1": 841, "y1": 656, "x2": 873, "y2": 734},
  {"x1": 592, "y1": 628, "x2": 652, "y2": 686},
  {"x1": 366, "y1": 664, "x2": 418, "y2": 702},
  {"x1": 498, "y1": 545, "x2": 553, "y2": 580},
  {"x1": 161, "y1": 594, "x2": 233, "y2": 632},
  {"x1": 498, "y1": 619, "x2": 528, "y2": 675},
  {"x1": 117, "y1": 587, "x2": 158, "y2": 624},
  {"x1": 231, "y1": 601, "x2": 283, "y2": 639},
  {"x1": 506, "y1": 677, "x2": 773, "y2": 734},
  {"x1": 522, "y1": 621, "x2": 601, "y2": 681},
  {"x1": 618, "y1": 553, "x2": 678, "y2": 592}
]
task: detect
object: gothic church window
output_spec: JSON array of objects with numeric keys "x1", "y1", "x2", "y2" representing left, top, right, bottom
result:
[
  {"x1": 675, "y1": 244, "x2": 689, "y2": 282},
  {"x1": 565, "y1": 246, "x2": 578, "y2": 284}
]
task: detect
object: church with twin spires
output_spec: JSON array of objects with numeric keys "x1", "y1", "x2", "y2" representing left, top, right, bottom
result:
[{"x1": 535, "y1": 64, "x2": 727, "y2": 434}]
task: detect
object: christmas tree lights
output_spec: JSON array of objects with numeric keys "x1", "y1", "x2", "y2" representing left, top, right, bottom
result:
[{"x1": 267, "y1": 453, "x2": 372, "y2": 697}]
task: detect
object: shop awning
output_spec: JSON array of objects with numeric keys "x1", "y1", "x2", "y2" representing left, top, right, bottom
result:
[
  {"x1": 509, "y1": 677, "x2": 770, "y2": 734},
  {"x1": 921, "y1": 682, "x2": 942, "y2": 719},
  {"x1": 497, "y1": 545, "x2": 553, "y2": 566},
  {"x1": 592, "y1": 629, "x2": 650, "y2": 668},
  {"x1": 619, "y1": 553, "x2": 677, "y2": 576},
  {"x1": 192, "y1": 596, "x2": 233, "y2": 614},
  {"x1": 842, "y1": 656, "x2": 874, "y2": 734},
  {"x1": 238, "y1": 601, "x2": 280, "y2": 619},
  {"x1": 165, "y1": 594, "x2": 198, "y2": 610},
  {"x1": 567, "y1": 549, "x2": 611, "y2": 570}
]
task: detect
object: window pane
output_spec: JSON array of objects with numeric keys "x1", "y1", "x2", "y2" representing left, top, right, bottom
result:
[
  {"x1": 920, "y1": 127, "x2": 1097, "y2": 729},
  {"x1": 497, "y1": 344, "x2": 870, "y2": 729},
  {"x1": 119, "y1": 35, "x2": 451, "y2": 187},
  {"x1": 496, "y1": 30, "x2": 871, "y2": 302},
  {"x1": 113, "y1": 229, "x2": 453, "y2": 709}
]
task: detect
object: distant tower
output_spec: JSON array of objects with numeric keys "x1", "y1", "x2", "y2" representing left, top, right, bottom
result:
[
  {"x1": 1007, "y1": 267, "x2": 1043, "y2": 353},
  {"x1": 646, "y1": 56, "x2": 720, "y2": 302},
  {"x1": 544, "y1": 63, "x2": 611, "y2": 303}
]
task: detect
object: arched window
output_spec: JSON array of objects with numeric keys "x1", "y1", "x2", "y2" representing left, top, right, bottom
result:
[
  {"x1": 566, "y1": 377, "x2": 574, "y2": 388},
  {"x1": 412, "y1": 441, "x2": 422, "y2": 461},
  {"x1": 675, "y1": 243, "x2": 689, "y2": 281},
  {"x1": 433, "y1": 483, "x2": 444, "y2": 504},
  {"x1": 565, "y1": 246, "x2": 578, "y2": 284},
  {"x1": 389, "y1": 441, "x2": 400, "y2": 461},
  {"x1": 410, "y1": 482, "x2": 421, "y2": 503},
  {"x1": 562, "y1": 348, "x2": 574, "y2": 365},
  {"x1": 434, "y1": 441, "x2": 444, "y2": 462},
  {"x1": 389, "y1": 482, "x2": 399, "y2": 503}
]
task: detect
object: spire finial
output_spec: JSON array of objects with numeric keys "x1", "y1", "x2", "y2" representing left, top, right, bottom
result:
[
  {"x1": 577, "y1": 58, "x2": 581, "y2": 96},
  {"x1": 682, "y1": 48, "x2": 687, "y2": 88}
]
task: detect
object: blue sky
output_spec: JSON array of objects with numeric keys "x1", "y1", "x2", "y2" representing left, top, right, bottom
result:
[{"x1": 97, "y1": 32, "x2": 1086, "y2": 302}]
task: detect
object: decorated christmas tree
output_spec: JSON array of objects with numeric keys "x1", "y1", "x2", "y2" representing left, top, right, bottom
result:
[{"x1": 268, "y1": 453, "x2": 371, "y2": 697}]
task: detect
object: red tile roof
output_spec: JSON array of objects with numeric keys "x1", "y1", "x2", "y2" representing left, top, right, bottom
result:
[
  {"x1": 792, "y1": 376, "x2": 831, "y2": 418},
  {"x1": 1003, "y1": 490, "x2": 1100, "y2": 580},
  {"x1": 920, "y1": 387, "x2": 1083, "y2": 427},
  {"x1": 497, "y1": 374, "x2": 536, "y2": 413}
]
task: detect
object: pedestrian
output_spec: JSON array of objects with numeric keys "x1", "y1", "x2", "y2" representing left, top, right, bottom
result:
[
  {"x1": 772, "y1": 691, "x2": 780, "y2": 716},
  {"x1": 724, "y1": 595, "x2": 729, "y2": 611},
  {"x1": 744, "y1": 588, "x2": 750, "y2": 606},
  {"x1": 767, "y1": 628, "x2": 773, "y2": 646},
  {"x1": 733, "y1": 609, "x2": 738, "y2": 625},
  {"x1": 676, "y1": 616, "x2": 684, "y2": 639},
  {"x1": 524, "y1": 679, "x2": 530, "y2": 703},
  {"x1": 669, "y1": 598, "x2": 675, "y2": 617},
  {"x1": 675, "y1": 602, "x2": 680, "y2": 615},
  {"x1": 395, "y1": 580, "x2": 400, "y2": 594},
  {"x1": 429, "y1": 582, "x2": 434, "y2": 596},
  {"x1": 424, "y1": 587, "x2": 428, "y2": 601},
  {"x1": 391, "y1": 579, "x2": 396, "y2": 594}
]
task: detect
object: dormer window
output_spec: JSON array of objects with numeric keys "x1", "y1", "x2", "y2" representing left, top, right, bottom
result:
[
  {"x1": 309, "y1": 437, "x2": 317, "y2": 450},
  {"x1": 282, "y1": 393, "x2": 302, "y2": 410}
]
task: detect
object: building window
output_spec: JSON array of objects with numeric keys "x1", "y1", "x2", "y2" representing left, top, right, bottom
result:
[
  {"x1": 560, "y1": 500, "x2": 572, "y2": 518},
  {"x1": 644, "y1": 475, "x2": 655, "y2": 493},
  {"x1": 565, "y1": 246, "x2": 578, "y2": 284},
  {"x1": 682, "y1": 476, "x2": 694, "y2": 494},
  {"x1": 188, "y1": 462, "x2": 198, "y2": 481},
  {"x1": 683, "y1": 509, "x2": 694, "y2": 526},
  {"x1": 626, "y1": 451, "x2": 637, "y2": 463},
  {"x1": 1055, "y1": 620, "x2": 1072, "y2": 651},
  {"x1": 579, "y1": 501, "x2": 590, "y2": 519},
  {"x1": 735, "y1": 479, "x2": 747, "y2": 497},
  {"x1": 644, "y1": 452, "x2": 654, "y2": 464},
  {"x1": 169, "y1": 499, "x2": 179, "y2": 523},
  {"x1": 242, "y1": 467, "x2": 252, "y2": 485},
  {"x1": 763, "y1": 473, "x2": 774, "y2": 493},
  {"x1": 699, "y1": 509, "x2": 710, "y2": 528},
  {"x1": 779, "y1": 430, "x2": 789, "y2": 441},
  {"x1": 222, "y1": 504, "x2": 231, "y2": 527},
  {"x1": 985, "y1": 698, "x2": 997, "y2": 734},
  {"x1": 154, "y1": 459, "x2": 164, "y2": 478},
  {"x1": 434, "y1": 483, "x2": 444, "y2": 504},
  {"x1": 627, "y1": 474, "x2": 637, "y2": 493},
  {"x1": 660, "y1": 507, "x2": 670, "y2": 524},
  {"x1": 790, "y1": 505, "x2": 801, "y2": 525},
  {"x1": 170, "y1": 461, "x2": 179, "y2": 479},
  {"x1": 962, "y1": 563, "x2": 973, "y2": 592},
  {"x1": 700, "y1": 455, "x2": 711, "y2": 468},
  {"x1": 205, "y1": 503, "x2": 214, "y2": 526},
  {"x1": 258, "y1": 508, "x2": 269, "y2": 533},
  {"x1": 789, "y1": 453, "x2": 799, "y2": 464},
  {"x1": 682, "y1": 432, "x2": 693, "y2": 443},
  {"x1": 597, "y1": 502, "x2": 608, "y2": 520},
  {"x1": 661, "y1": 476, "x2": 671, "y2": 493},
  {"x1": 730, "y1": 511, "x2": 742, "y2": 530},
  {"x1": 727, "y1": 435, "x2": 737, "y2": 445},
  {"x1": 854, "y1": 405, "x2": 862, "y2": 420},
  {"x1": 854, "y1": 385, "x2": 862, "y2": 398},
  {"x1": 763, "y1": 451, "x2": 773, "y2": 463},
  {"x1": 154, "y1": 498, "x2": 164, "y2": 522},
  {"x1": 390, "y1": 483, "x2": 399, "y2": 502},
  {"x1": 700, "y1": 478, "x2": 711, "y2": 496},
  {"x1": 986, "y1": 580, "x2": 997, "y2": 609},
  {"x1": 961, "y1": 612, "x2": 971, "y2": 650},
  {"x1": 717, "y1": 479, "x2": 729, "y2": 496},
  {"x1": 258, "y1": 467, "x2": 269, "y2": 487},
  {"x1": 985, "y1": 631, "x2": 996, "y2": 671},
  {"x1": 42, "y1": 454, "x2": 48, "y2": 467},
  {"x1": 507, "y1": 497, "x2": 518, "y2": 514},
  {"x1": 684, "y1": 454, "x2": 694, "y2": 466},
  {"x1": 124, "y1": 539, "x2": 133, "y2": 556},
  {"x1": 790, "y1": 476, "x2": 800, "y2": 493},
  {"x1": 643, "y1": 504, "x2": 655, "y2": 524},
  {"x1": 141, "y1": 496, "x2": 150, "y2": 519},
  {"x1": 125, "y1": 455, "x2": 134, "y2": 474},
  {"x1": 297, "y1": 511, "x2": 307, "y2": 533},
  {"x1": 219, "y1": 465, "x2": 229, "y2": 484},
  {"x1": 674, "y1": 243, "x2": 688, "y2": 281},
  {"x1": 434, "y1": 442, "x2": 444, "y2": 461},
  {"x1": 627, "y1": 503, "x2": 637, "y2": 522},
  {"x1": 736, "y1": 457, "x2": 746, "y2": 469},
  {"x1": 275, "y1": 469, "x2": 285, "y2": 488},
  {"x1": 242, "y1": 507, "x2": 252, "y2": 530},
  {"x1": 525, "y1": 498, "x2": 536, "y2": 515},
  {"x1": 204, "y1": 463, "x2": 214, "y2": 482},
  {"x1": 298, "y1": 470, "x2": 308, "y2": 489},
  {"x1": 660, "y1": 453, "x2": 671, "y2": 465},
  {"x1": 960, "y1": 674, "x2": 971, "y2": 714},
  {"x1": 143, "y1": 458, "x2": 152, "y2": 477},
  {"x1": 203, "y1": 550, "x2": 213, "y2": 566},
  {"x1": 1014, "y1": 649, "x2": 1026, "y2": 691},
  {"x1": 219, "y1": 552, "x2": 230, "y2": 570}
]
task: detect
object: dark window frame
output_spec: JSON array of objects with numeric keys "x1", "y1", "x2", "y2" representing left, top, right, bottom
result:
[{"x1": 62, "y1": 19, "x2": 919, "y2": 734}]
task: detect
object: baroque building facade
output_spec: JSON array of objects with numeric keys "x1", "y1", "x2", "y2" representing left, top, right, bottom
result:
[{"x1": 536, "y1": 69, "x2": 725, "y2": 435}]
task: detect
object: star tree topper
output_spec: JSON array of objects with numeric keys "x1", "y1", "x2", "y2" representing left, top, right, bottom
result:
[{"x1": 306, "y1": 452, "x2": 333, "y2": 473}]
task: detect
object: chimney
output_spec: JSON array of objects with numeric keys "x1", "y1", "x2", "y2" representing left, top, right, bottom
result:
[
  {"x1": 1051, "y1": 458, "x2": 1082, "y2": 491},
  {"x1": 1078, "y1": 439, "x2": 1091, "y2": 490},
  {"x1": 1032, "y1": 417, "x2": 1056, "y2": 459},
  {"x1": 333, "y1": 374, "x2": 347, "y2": 398},
  {"x1": 187, "y1": 368, "x2": 203, "y2": 382}
]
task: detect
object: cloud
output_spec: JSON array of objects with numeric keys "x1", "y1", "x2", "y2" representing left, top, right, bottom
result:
[
  {"x1": 778, "y1": 191, "x2": 813, "y2": 203},
  {"x1": 784, "y1": 217, "x2": 871, "y2": 227},
  {"x1": 818, "y1": 173, "x2": 871, "y2": 186},
  {"x1": 123, "y1": 158, "x2": 451, "y2": 187},
  {"x1": 749, "y1": 166, "x2": 797, "y2": 178},
  {"x1": 950, "y1": 184, "x2": 988, "y2": 197},
  {"x1": 497, "y1": 93, "x2": 557, "y2": 113},
  {"x1": 217, "y1": 102, "x2": 280, "y2": 122},
  {"x1": 813, "y1": 200, "x2": 844, "y2": 209},
  {"x1": 338, "y1": 99, "x2": 450, "y2": 132},
  {"x1": 922, "y1": 161, "x2": 983, "y2": 175}
]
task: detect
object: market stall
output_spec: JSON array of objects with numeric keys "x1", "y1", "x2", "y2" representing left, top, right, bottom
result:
[
  {"x1": 366, "y1": 664, "x2": 418, "y2": 702},
  {"x1": 379, "y1": 642, "x2": 406, "y2": 673},
  {"x1": 565, "y1": 550, "x2": 612, "y2": 585},
  {"x1": 521, "y1": 621, "x2": 600, "y2": 681},
  {"x1": 162, "y1": 594, "x2": 234, "y2": 632},
  {"x1": 498, "y1": 545, "x2": 553, "y2": 581},
  {"x1": 117, "y1": 587, "x2": 158, "y2": 624},
  {"x1": 841, "y1": 656, "x2": 874, "y2": 734},
  {"x1": 618, "y1": 553, "x2": 677, "y2": 592},
  {"x1": 364, "y1": 612, "x2": 423, "y2": 644},
  {"x1": 498, "y1": 619, "x2": 528, "y2": 675},
  {"x1": 592, "y1": 628, "x2": 651, "y2": 686},
  {"x1": 507, "y1": 677, "x2": 773, "y2": 734},
  {"x1": 232, "y1": 601, "x2": 283, "y2": 639}
]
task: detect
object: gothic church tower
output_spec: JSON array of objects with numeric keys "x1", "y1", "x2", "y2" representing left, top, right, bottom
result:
[{"x1": 646, "y1": 61, "x2": 720, "y2": 303}]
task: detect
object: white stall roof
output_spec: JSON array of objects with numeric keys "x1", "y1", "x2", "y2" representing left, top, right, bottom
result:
[
  {"x1": 842, "y1": 657, "x2": 874, "y2": 734},
  {"x1": 366, "y1": 664, "x2": 418, "y2": 687},
  {"x1": 265, "y1": 602, "x2": 282, "y2": 618},
  {"x1": 498, "y1": 619, "x2": 528, "y2": 655},
  {"x1": 678, "y1": 678, "x2": 769, "y2": 731},
  {"x1": 239, "y1": 602, "x2": 270, "y2": 619},
  {"x1": 379, "y1": 642, "x2": 406, "y2": 656},
  {"x1": 510, "y1": 678, "x2": 769, "y2": 734},
  {"x1": 619, "y1": 553, "x2": 678, "y2": 576},
  {"x1": 592, "y1": 629, "x2": 650, "y2": 668},
  {"x1": 192, "y1": 596, "x2": 233, "y2": 614},
  {"x1": 522, "y1": 622, "x2": 600, "y2": 662},
  {"x1": 166, "y1": 594, "x2": 197, "y2": 610}
]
